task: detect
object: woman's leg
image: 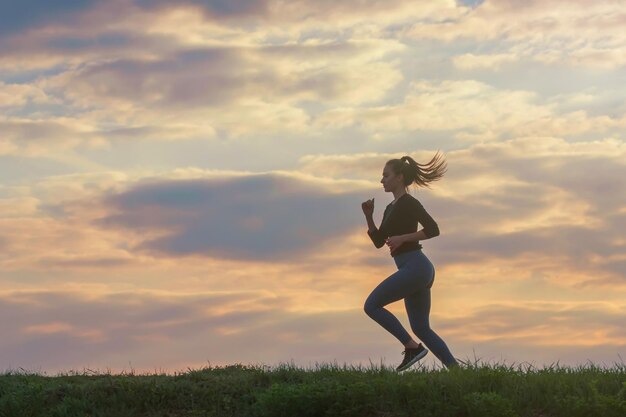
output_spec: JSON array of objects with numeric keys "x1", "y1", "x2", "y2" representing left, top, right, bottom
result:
[
  {"x1": 364, "y1": 266, "x2": 425, "y2": 345},
  {"x1": 405, "y1": 289, "x2": 458, "y2": 367}
]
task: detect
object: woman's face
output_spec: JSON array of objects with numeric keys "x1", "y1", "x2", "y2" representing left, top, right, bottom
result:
[{"x1": 381, "y1": 164, "x2": 403, "y2": 192}]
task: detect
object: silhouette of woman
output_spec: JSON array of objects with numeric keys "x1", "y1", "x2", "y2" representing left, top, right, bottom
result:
[{"x1": 361, "y1": 153, "x2": 459, "y2": 371}]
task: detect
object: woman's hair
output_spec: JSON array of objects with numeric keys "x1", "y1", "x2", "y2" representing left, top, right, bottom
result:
[{"x1": 386, "y1": 151, "x2": 447, "y2": 188}]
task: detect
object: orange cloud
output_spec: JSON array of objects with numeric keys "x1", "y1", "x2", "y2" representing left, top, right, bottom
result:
[{"x1": 2, "y1": 290, "x2": 623, "y2": 375}]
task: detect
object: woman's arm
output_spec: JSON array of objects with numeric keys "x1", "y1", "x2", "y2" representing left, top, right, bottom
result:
[
  {"x1": 367, "y1": 217, "x2": 386, "y2": 248},
  {"x1": 384, "y1": 229, "x2": 432, "y2": 253},
  {"x1": 411, "y1": 199, "x2": 440, "y2": 239},
  {"x1": 399, "y1": 229, "x2": 432, "y2": 243},
  {"x1": 365, "y1": 214, "x2": 377, "y2": 233},
  {"x1": 362, "y1": 198, "x2": 386, "y2": 248}
]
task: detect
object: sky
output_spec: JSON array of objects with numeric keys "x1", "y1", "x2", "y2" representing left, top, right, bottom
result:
[{"x1": 1, "y1": 0, "x2": 625, "y2": 375}]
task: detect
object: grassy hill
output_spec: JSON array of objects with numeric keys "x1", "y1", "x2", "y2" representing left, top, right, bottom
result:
[{"x1": 1, "y1": 360, "x2": 624, "y2": 416}]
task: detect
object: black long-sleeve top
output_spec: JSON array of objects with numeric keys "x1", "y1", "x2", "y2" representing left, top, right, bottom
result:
[{"x1": 367, "y1": 193, "x2": 440, "y2": 257}]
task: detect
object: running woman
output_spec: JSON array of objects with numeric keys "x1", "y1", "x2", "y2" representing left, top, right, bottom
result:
[{"x1": 362, "y1": 153, "x2": 459, "y2": 371}]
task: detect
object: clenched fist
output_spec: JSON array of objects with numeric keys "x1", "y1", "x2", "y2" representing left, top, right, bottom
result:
[{"x1": 361, "y1": 198, "x2": 375, "y2": 217}]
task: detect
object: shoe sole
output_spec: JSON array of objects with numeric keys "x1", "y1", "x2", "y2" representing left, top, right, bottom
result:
[{"x1": 397, "y1": 348, "x2": 429, "y2": 372}]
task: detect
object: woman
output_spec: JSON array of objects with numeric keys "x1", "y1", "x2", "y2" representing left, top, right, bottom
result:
[{"x1": 361, "y1": 153, "x2": 458, "y2": 371}]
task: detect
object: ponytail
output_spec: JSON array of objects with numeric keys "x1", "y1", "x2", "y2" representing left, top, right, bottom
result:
[{"x1": 386, "y1": 151, "x2": 447, "y2": 188}]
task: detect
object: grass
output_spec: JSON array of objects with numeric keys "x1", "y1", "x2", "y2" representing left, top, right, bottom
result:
[{"x1": 0, "y1": 358, "x2": 624, "y2": 417}]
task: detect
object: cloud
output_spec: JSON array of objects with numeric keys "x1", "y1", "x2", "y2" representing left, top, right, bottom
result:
[
  {"x1": 315, "y1": 80, "x2": 626, "y2": 141},
  {"x1": 96, "y1": 172, "x2": 370, "y2": 260},
  {"x1": 453, "y1": 53, "x2": 519, "y2": 70},
  {"x1": 298, "y1": 137, "x2": 626, "y2": 287},
  {"x1": 0, "y1": 37, "x2": 401, "y2": 152},
  {"x1": 0, "y1": 118, "x2": 88, "y2": 156},
  {"x1": 444, "y1": 301, "x2": 626, "y2": 347},
  {"x1": 3, "y1": 0, "x2": 624, "y2": 78},
  {"x1": 0, "y1": 0, "x2": 98, "y2": 36},
  {"x1": 135, "y1": 0, "x2": 271, "y2": 19},
  {"x1": 0, "y1": 82, "x2": 51, "y2": 109},
  {"x1": 0, "y1": 0, "x2": 431, "y2": 70},
  {"x1": 135, "y1": 0, "x2": 463, "y2": 28},
  {"x1": 4, "y1": 137, "x2": 623, "y2": 291},
  {"x1": 1, "y1": 290, "x2": 623, "y2": 375},
  {"x1": 316, "y1": 80, "x2": 548, "y2": 138},
  {"x1": 0, "y1": 289, "x2": 291, "y2": 373},
  {"x1": 1, "y1": 0, "x2": 624, "y2": 375},
  {"x1": 36, "y1": 256, "x2": 135, "y2": 269},
  {"x1": 47, "y1": 39, "x2": 403, "y2": 109},
  {"x1": 300, "y1": 152, "x2": 393, "y2": 180},
  {"x1": 5, "y1": 0, "x2": 623, "y2": 158},
  {"x1": 456, "y1": 0, "x2": 484, "y2": 7},
  {"x1": 0, "y1": 170, "x2": 142, "y2": 273},
  {"x1": 0, "y1": 169, "x2": 381, "y2": 304},
  {"x1": 0, "y1": 0, "x2": 463, "y2": 46},
  {"x1": 61, "y1": 48, "x2": 253, "y2": 107},
  {"x1": 404, "y1": 0, "x2": 626, "y2": 69}
]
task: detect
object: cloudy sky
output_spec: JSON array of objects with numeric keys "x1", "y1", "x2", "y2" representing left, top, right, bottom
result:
[{"x1": 1, "y1": 0, "x2": 625, "y2": 375}]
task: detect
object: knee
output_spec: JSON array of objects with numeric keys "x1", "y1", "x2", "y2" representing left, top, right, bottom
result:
[
  {"x1": 363, "y1": 297, "x2": 378, "y2": 316},
  {"x1": 411, "y1": 323, "x2": 431, "y2": 338}
]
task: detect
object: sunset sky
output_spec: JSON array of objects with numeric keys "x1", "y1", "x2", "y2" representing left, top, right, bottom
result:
[{"x1": 1, "y1": 0, "x2": 625, "y2": 375}]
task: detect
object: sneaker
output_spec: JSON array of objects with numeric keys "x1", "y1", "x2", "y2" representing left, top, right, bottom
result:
[{"x1": 396, "y1": 344, "x2": 428, "y2": 372}]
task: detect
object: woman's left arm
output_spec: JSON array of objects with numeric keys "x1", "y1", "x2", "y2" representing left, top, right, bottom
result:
[
  {"x1": 415, "y1": 200, "x2": 440, "y2": 238},
  {"x1": 400, "y1": 229, "x2": 432, "y2": 242},
  {"x1": 385, "y1": 230, "x2": 432, "y2": 253}
]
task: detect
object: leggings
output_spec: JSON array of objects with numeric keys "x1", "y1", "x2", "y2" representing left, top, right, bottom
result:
[{"x1": 364, "y1": 249, "x2": 458, "y2": 368}]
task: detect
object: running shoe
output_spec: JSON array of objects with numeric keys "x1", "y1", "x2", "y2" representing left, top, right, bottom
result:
[{"x1": 396, "y1": 344, "x2": 428, "y2": 372}]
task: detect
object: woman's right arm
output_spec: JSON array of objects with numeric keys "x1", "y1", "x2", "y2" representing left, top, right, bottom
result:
[
  {"x1": 362, "y1": 198, "x2": 386, "y2": 248},
  {"x1": 367, "y1": 225, "x2": 386, "y2": 249},
  {"x1": 365, "y1": 214, "x2": 377, "y2": 233}
]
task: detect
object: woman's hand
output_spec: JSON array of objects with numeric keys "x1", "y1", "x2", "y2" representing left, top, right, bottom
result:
[
  {"x1": 361, "y1": 198, "x2": 375, "y2": 217},
  {"x1": 385, "y1": 235, "x2": 405, "y2": 253}
]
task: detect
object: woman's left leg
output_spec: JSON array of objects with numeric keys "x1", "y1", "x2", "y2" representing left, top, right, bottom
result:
[
  {"x1": 405, "y1": 289, "x2": 458, "y2": 368},
  {"x1": 364, "y1": 267, "x2": 421, "y2": 345}
]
